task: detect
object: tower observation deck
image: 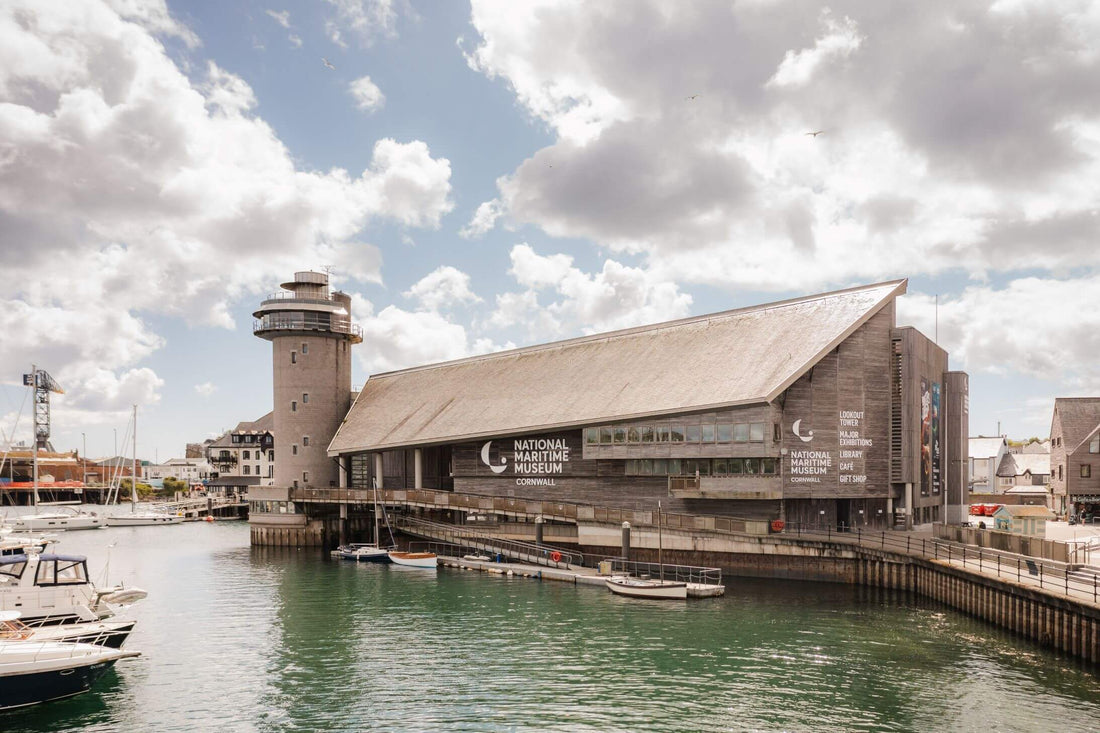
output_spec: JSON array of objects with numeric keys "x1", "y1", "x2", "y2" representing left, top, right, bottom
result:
[{"x1": 253, "y1": 271, "x2": 360, "y2": 489}]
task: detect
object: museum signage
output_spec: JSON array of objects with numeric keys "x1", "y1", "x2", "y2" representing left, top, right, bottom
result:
[{"x1": 480, "y1": 437, "x2": 572, "y2": 486}]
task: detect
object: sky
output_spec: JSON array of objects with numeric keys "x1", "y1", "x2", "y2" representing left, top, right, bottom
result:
[{"x1": 2, "y1": 0, "x2": 1099, "y2": 462}]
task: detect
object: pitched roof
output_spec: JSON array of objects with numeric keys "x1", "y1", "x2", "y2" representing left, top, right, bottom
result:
[
  {"x1": 1052, "y1": 398, "x2": 1100, "y2": 453},
  {"x1": 993, "y1": 504, "x2": 1055, "y2": 518},
  {"x1": 996, "y1": 453, "x2": 1050, "y2": 478},
  {"x1": 329, "y1": 280, "x2": 907, "y2": 454},
  {"x1": 969, "y1": 436, "x2": 1006, "y2": 460},
  {"x1": 208, "y1": 412, "x2": 275, "y2": 448}
]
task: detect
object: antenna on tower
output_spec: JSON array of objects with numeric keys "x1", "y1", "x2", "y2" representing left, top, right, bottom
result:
[
  {"x1": 934, "y1": 294, "x2": 939, "y2": 344},
  {"x1": 320, "y1": 265, "x2": 335, "y2": 294}
]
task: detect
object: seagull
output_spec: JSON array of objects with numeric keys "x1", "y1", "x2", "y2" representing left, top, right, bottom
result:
[
  {"x1": 322, "y1": 57, "x2": 335, "y2": 70},
  {"x1": 805, "y1": 130, "x2": 825, "y2": 137},
  {"x1": 686, "y1": 94, "x2": 701, "y2": 100}
]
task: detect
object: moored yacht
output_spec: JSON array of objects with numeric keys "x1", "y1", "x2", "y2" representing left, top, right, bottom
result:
[
  {"x1": 0, "y1": 638, "x2": 140, "y2": 711},
  {"x1": 10, "y1": 505, "x2": 104, "y2": 532},
  {"x1": 0, "y1": 611, "x2": 135, "y2": 649}
]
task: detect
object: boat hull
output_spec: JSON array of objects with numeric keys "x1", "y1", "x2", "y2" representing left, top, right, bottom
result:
[
  {"x1": 336, "y1": 545, "x2": 391, "y2": 563},
  {"x1": 0, "y1": 642, "x2": 138, "y2": 711},
  {"x1": 106, "y1": 514, "x2": 184, "y2": 526},
  {"x1": 387, "y1": 552, "x2": 437, "y2": 568},
  {"x1": 605, "y1": 577, "x2": 688, "y2": 600},
  {"x1": 12, "y1": 514, "x2": 104, "y2": 531}
]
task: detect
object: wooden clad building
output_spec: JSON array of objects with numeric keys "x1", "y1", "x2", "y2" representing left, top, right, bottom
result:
[{"x1": 328, "y1": 280, "x2": 968, "y2": 530}]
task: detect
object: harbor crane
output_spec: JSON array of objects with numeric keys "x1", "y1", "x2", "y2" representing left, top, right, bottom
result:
[{"x1": 23, "y1": 365, "x2": 64, "y2": 452}]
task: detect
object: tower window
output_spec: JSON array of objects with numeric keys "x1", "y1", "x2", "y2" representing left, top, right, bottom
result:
[
  {"x1": 301, "y1": 343, "x2": 308, "y2": 354},
  {"x1": 303, "y1": 436, "x2": 310, "y2": 447},
  {"x1": 291, "y1": 401, "x2": 297, "y2": 412},
  {"x1": 302, "y1": 471, "x2": 309, "y2": 483},
  {"x1": 292, "y1": 444, "x2": 298, "y2": 456},
  {"x1": 291, "y1": 351, "x2": 297, "y2": 364},
  {"x1": 302, "y1": 393, "x2": 309, "y2": 404}
]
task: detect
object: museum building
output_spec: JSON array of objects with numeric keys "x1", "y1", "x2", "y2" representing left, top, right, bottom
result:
[{"x1": 327, "y1": 280, "x2": 968, "y2": 530}]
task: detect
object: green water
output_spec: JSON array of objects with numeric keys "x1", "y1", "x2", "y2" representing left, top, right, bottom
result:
[{"x1": 3, "y1": 520, "x2": 1099, "y2": 732}]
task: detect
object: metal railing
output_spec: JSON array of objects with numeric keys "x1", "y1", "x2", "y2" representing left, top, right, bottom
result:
[
  {"x1": 601, "y1": 557, "x2": 723, "y2": 588},
  {"x1": 392, "y1": 515, "x2": 582, "y2": 569}
]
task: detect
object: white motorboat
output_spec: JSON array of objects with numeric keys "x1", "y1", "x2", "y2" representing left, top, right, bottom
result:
[
  {"x1": 387, "y1": 551, "x2": 438, "y2": 568},
  {"x1": 1, "y1": 611, "x2": 135, "y2": 649},
  {"x1": 0, "y1": 638, "x2": 140, "y2": 711},
  {"x1": 106, "y1": 510, "x2": 184, "y2": 527},
  {"x1": 605, "y1": 575, "x2": 688, "y2": 600},
  {"x1": 336, "y1": 543, "x2": 391, "y2": 563},
  {"x1": 0, "y1": 549, "x2": 147, "y2": 626},
  {"x1": 10, "y1": 505, "x2": 104, "y2": 532}
]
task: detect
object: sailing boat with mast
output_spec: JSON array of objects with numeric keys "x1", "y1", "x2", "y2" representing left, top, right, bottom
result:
[
  {"x1": 605, "y1": 501, "x2": 688, "y2": 600},
  {"x1": 11, "y1": 366, "x2": 104, "y2": 532},
  {"x1": 106, "y1": 406, "x2": 182, "y2": 527},
  {"x1": 335, "y1": 478, "x2": 391, "y2": 562}
]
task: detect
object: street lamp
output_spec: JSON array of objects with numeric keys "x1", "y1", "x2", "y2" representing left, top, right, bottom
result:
[{"x1": 81, "y1": 432, "x2": 87, "y2": 486}]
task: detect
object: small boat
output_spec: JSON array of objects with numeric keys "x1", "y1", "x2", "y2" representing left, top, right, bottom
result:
[
  {"x1": 605, "y1": 575, "x2": 688, "y2": 600},
  {"x1": 336, "y1": 543, "x2": 391, "y2": 563},
  {"x1": 1, "y1": 611, "x2": 135, "y2": 649},
  {"x1": 0, "y1": 638, "x2": 140, "y2": 710},
  {"x1": 10, "y1": 506, "x2": 104, "y2": 532},
  {"x1": 387, "y1": 551, "x2": 437, "y2": 568},
  {"x1": 106, "y1": 511, "x2": 184, "y2": 527}
]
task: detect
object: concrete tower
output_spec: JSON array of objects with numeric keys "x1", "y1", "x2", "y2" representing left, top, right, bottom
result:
[{"x1": 253, "y1": 271, "x2": 361, "y2": 488}]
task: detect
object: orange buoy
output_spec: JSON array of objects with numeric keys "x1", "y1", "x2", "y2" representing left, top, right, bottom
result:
[
  {"x1": 203, "y1": 516, "x2": 215, "y2": 522},
  {"x1": 550, "y1": 551, "x2": 562, "y2": 563}
]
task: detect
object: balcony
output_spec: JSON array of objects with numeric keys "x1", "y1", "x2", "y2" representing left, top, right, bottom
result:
[{"x1": 252, "y1": 315, "x2": 362, "y2": 342}]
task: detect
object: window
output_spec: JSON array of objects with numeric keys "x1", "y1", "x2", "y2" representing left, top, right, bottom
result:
[
  {"x1": 243, "y1": 465, "x2": 250, "y2": 475},
  {"x1": 701, "y1": 423, "x2": 715, "y2": 442},
  {"x1": 291, "y1": 401, "x2": 297, "y2": 412},
  {"x1": 232, "y1": 435, "x2": 240, "y2": 444},
  {"x1": 292, "y1": 444, "x2": 299, "y2": 456},
  {"x1": 302, "y1": 393, "x2": 309, "y2": 404},
  {"x1": 744, "y1": 458, "x2": 760, "y2": 474},
  {"x1": 627, "y1": 427, "x2": 640, "y2": 443},
  {"x1": 293, "y1": 480, "x2": 298, "y2": 489},
  {"x1": 291, "y1": 351, "x2": 297, "y2": 364},
  {"x1": 301, "y1": 343, "x2": 308, "y2": 354},
  {"x1": 656, "y1": 424, "x2": 670, "y2": 443},
  {"x1": 668, "y1": 458, "x2": 681, "y2": 475},
  {"x1": 670, "y1": 425, "x2": 685, "y2": 442},
  {"x1": 1083, "y1": 465, "x2": 1092, "y2": 478},
  {"x1": 302, "y1": 471, "x2": 309, "y2": 483},
  {"x1": 685, "y1": 424, "x2": 701, "y2": 442},
  {"x1": 243, "y1": 450, "x2": 250, "y2": 460},
  {"x1": 303, "y1": 436, "x2": 310, "y2": 447},
  {"x1": 653, "y1": 459, "x2": 667, "y2": 474},
  {"x1": 641, "y1": 426, "x2": 654, "y2": 443},
  {"x1": 749, "y1": 423, "x2": 765, "y2": 442},
  {"x1": 599, "y1": 427, "x2": 612, "y2": 444},
  {"x1": 585, "y1": 428, "x2": 599, "y2": 445},
  {"x1": 716, "y1": 424, "x2": 732, "y2": 443},
  {"x1": 613, "y1": 426, "x2": 627, "y2": 444},
  {"x1": 255, "y1": 465, "x2": 260, "y2": 475},
  {"x1": 728, "y1": 458, "x2": 744, "y2": 474},
  {"x1": 733, "y1": 423, "x2": 749, "y2": 442},
  {"x1": 774, "y1": 423, "x2": 781, "y2": 442},
  {"x1": 714, "y1": 458, "x2": 728, "y2": 474},
  {"x1": 1091, "y1": 435, "x2": 1099, "y2": 453},
  {"x1": 761, "y1": 458, "x2": 777, "y2": 474},
  {"x1": 1058, "y1": 465, "x2": 1063, "y2": 480}
]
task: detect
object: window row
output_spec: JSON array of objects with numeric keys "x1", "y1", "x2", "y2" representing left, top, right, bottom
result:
[
  {"x1": 250, "y1": 500, "x2": 297, "y2": 514},
  {"x1": 625, "y1": 457, "x2": 778, "y2": 476},
  {"x1": 586, "y1": 421, "x2": 768, "y2": 446}
]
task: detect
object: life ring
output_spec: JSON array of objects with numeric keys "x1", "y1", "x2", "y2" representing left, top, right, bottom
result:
[{"x1": 550, "y1": 551, "x2": 562, "y2": 563}]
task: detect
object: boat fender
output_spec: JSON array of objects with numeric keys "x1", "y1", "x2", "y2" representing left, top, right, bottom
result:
[{"x1": 550, "y1": 551, "x2": 562, "y2": 563}]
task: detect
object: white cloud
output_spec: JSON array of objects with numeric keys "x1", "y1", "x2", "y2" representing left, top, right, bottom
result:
[
  {"x1": 265, "y1": 9, "x2": 291, "y2": 29},
  {"x1": 194, "y1": 382, "x2": 216, "y2": 397},
  {"x1": 0, "y1": 0, "x2": 453, "y2": 408},
  {"x1": 459, "y1": 198, "x2": 503, "y2": 238},
  {"x1": 324, "y1": 0, "x2": 397, "y2": 48},
  {"x1": 404, "y1": 266, "x2": 482, "y2": 311},
  {"x1": 349, "y1": 75, "x2": 385, "y2": 112},
  {"x1": 766, "y1": 11, "x2": 864, "y2": 89},
  {"x1": 288, "y1": 34, "x2": 303, "y2": 48}
]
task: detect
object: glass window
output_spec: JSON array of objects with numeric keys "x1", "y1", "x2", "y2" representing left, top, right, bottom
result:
[
  {"x1": 668, "y1": 459, "x2": 682, "y2": 475},
  {"x1": 625, "y1": 460, "x2": 637, "y2": 475},
  {"x1": 291, "y1": 401, "x2": 297, "y2": 412},
  {"x1": 749, "y1": 423, "x2": 765, "y2": 442},
  {"x1": 1083, "y1": 465, "x2": 1092, "y2": 478},
  {"x1": 627, "y1": 427, "x2": 640, "y2": 443},
  {"x1": 232, "y1": 435, "x2": 240, "y2": 444},
  {"x1": 585, "y1": 428, "x2": 599, "y2": 445},
  {"x1": 698, "y1": 460, "x2": 711, "y2": 476},
  {"x1": 1091, "y1": 435, "x2": 1099, "y2": 453},
  {"x1": 302, "y1": 393, "x2": 309, "y2": 404},
  {"x1": 292, "y1": 444, "x2": 298, "y2": 456},
  {"x1": 303, "y1": 471, "x2": 309, "y2": 483},
  {"x1": 744, "y1": 458, "x2": 760, "y2": 474},
  {"x1": 717, "y1": 424, "x2": 732, "y2": 443},
  {"x1": 243, "y1": 465, "x2": 250, "y2": 475},
  {"x1": 685, "y1": 425, "x2": 701, "y2": 442},
  {"x1": 684, "y1": 459, "x2": 699, "y2": 475},
  {"x1": 243, "y1": 450, "x2": 250, "y2": 460},
  {"x1": 291, "y1": 351, "x2": 296, "y2": 364},
  {"x1": 255, "y1": 465, "x2": 260, "y2": 475},
  {"x1": 0, "y1": 560, "x2": 26, "y2": 581},
  {"x1": 714, "y1": 458, "x2": 728, "y2": 474},
  {"x1": 733, "y1": 423, "x2": 749, "y2": 442},
  {"x1": 774, "y1": 423, "x2": 781, "y2": 442},
  {"x1": 303, "y1": 436, "x2": 310, "y2": 447},
  {"x1": 670, "y1": 425, "x2": 685, "y2": 442},
  {"x1": 728, "y1": 458, "x2": 743, "y2": 474},
  {"x1": 640, "y1": 459, "x2": 653, "y2": 475},
  {"x1": 761, "y1": 458, "x2": 777, "y2": 474},
  {"x1": 613, "y1": 426, "x2": 627, "y2": 444},
  {"x1": 301, "y1": 343, "x2": 308, "y2": 354},
  {"x1": 656, "y1": 424, "x2": 670, "y2": 443},
  {"x1": 599, "y1": 427, "x2": 612, "y2": 445},
  {"x1": 654, "y1": 459, "x2": 667, "y2": 474},
  {"x1": 641, "y1": 426, "x2": 654, "y2": 443},
  {"x1": 701, "y1": 423, "x2": 715, "y2": 442}
]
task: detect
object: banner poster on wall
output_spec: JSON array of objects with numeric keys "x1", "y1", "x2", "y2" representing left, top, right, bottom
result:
[
  {"x1": 932, "y1": 382, "x2": 942, "y2": 495},
  {"x1": 920, "y1": 378, "x2": 931, "y2": 496}
]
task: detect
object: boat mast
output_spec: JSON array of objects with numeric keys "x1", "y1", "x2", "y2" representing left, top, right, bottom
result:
[
  {"x1": 30, "y1": 365, "x2": 38, "y2": 508},
  {"x1": 657, "y1": 500, "x2": 663, "y2": 581},
  {"x1": 372, "y1": 476, "x2": 380, "y2": 545},
  {"x1": 131, "y1": 405, "x2": 137, "y2": 512}
]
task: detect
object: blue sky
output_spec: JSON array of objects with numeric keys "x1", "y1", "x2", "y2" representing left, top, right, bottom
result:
[{"x1": 3, "y1": 0, "x2": 1099, "y2": 462}]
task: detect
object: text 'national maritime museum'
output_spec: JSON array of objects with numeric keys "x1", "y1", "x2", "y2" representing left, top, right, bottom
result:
[{"x1": 249, "y1": 277, "x2": 968, "y2": 545}]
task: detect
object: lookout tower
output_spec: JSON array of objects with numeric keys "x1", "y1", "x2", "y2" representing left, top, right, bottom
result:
[{"x1": 253, "y1": 271, "x2": 361, "y2": 489}]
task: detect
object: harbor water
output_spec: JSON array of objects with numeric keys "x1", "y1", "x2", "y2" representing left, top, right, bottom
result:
[{"x1": 3, "y1": 513, "x2": 1099, "y2": 732}]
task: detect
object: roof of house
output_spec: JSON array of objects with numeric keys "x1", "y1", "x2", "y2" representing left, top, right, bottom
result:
[
  {"x1": 993, "y1": 504, "x2": 1055, "y2": 518},
  {"x1": 207, "y1": 412, "x2": 275, "y2": 448},
  {"x1": 969, "y1": 436, "x2": 1007, "y2": 460},
  {"x1": 329, "y1": 280, "x2": 907, "y2": 454},
  {"x1": 996, "y1": 453, "x2": 1050, "y2": 478},
  {"x1": 1052, "y1": 398, "x2": 1100, "y2": 453}
]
